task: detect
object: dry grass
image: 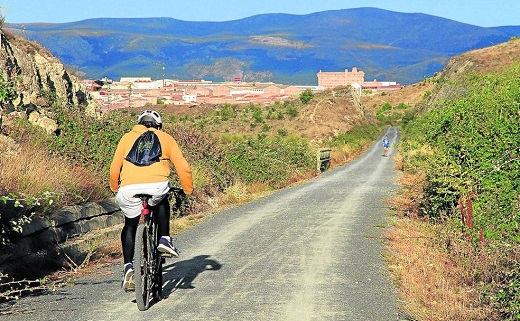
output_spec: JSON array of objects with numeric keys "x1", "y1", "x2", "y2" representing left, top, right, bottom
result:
[
  {"x1": 386, "y1": 219, "x2": 492, "y2": 320},
  {"x1": 451, "y1": 38, "x2": 520, "y2": 75},
  {"x1": 0, "y1": 139, "x2": 105, "y2": 206},
  {"x1": 388, "y1": 172, "x2": 426, "y2": 218},
  {"x1": 386, "y1": 173, "x2": 494, "y2": 321}
]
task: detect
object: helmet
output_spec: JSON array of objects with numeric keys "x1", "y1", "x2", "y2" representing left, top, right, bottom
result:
[{"x1": 138, "y1": 110, "x2": 162, "y2": 128}]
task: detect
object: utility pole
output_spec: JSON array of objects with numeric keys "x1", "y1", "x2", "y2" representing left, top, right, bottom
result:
[
  {"x1": 128, "y1": 83, "x2": 133, "y2": 108},
  {"x1": 162, "y1": 66, "x2": 166, "y2": 87},
  {"x1": 107, "y1": 83, "x2": 111, "y2": 107}
]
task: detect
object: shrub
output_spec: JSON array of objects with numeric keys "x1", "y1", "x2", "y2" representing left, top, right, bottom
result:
[
  {"x1": 325, "y1": 124, "x2": 382, "y2": 149},
  {"x1": 0, "y1": 72, "x2": 18, "y2": 108},
  {"x1": 299, "y1": 89, "x2": 314, "y2": 104},
  {"x1": 401, "y1": 62, "x2": 520, "y2": 319},
  {"x1": 50, "y1": 108, "x2": 134, "y2": 174},
  {"x1": 225, "y1": 135, "x2": 315, "y2": 188},
  {"x1": 277, "y1": 128, "x2": 288, "y2": 137},
  {"x1": 380, "y1": 102, "x2": 392, "y2": 111}
]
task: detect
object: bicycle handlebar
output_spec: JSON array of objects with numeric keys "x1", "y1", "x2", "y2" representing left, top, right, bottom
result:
[
  {"x1": 169, "y1": 186, "x2": 185, "y2": 196},
  {"x1": 170, "y1": 186, "x2": 183, "y2": 192}
]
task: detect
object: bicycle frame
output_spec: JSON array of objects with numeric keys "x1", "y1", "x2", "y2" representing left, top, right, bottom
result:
[
  {"x1": 134, "y1": 195, "x2": 163, "y2": 311},
  {"x1": 133, "y1": 187, "x2": 182, "y2": 311},
  {"x1": 139, "y1": 198, "x2": 151, "y2": 223}
]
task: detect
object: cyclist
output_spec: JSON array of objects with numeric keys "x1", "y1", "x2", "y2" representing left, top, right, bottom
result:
[
  {"x1": 382, "y1": 135, "x2": 390, "y2": 157},
  {"x1": 110, "y1": 110, "x2": 194, "y2": 291}
]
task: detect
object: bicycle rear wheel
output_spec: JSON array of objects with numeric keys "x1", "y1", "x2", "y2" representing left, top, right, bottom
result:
[
  {"x1": 134, "y1": 224, "x2": 152, "y2": 311},
  {"x1": 152, "y1": 256, "x2": 163, "y2": 301}
]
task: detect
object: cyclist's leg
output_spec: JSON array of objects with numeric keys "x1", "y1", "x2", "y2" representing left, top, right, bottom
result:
[
  {"x1": 153, "y1": 197, "x2": 180, "y2": 257},
  {"x1": 121, "y1": 215, "x2": 139, "y2": 291},
  {"x1": 121, "y1": 216, "x2": 140, "y2": 264},
  {"x1": 153, "y1": 196, "x2": 170, "y2": 237},
  {"x1": 116, "y1": 186, "x2": 144, "y2": 263}
]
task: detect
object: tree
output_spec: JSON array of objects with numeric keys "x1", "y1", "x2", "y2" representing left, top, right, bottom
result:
[{"x1": 299, "y1": 89, "x2": 314, "y2": 104}]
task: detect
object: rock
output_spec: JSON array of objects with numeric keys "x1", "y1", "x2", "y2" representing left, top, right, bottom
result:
[
  {"x1": 0, "y1": 30, "x2": 100, "y2": 113},
  {"x1": 28, "y1": 111, "x2": 58, "y2": 134},
  {"x1": 0, "y1": 134, "x2": 21, "y2": 155}
]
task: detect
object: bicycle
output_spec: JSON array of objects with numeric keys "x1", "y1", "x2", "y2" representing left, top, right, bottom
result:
[{"x1": 133, "y1": 187, "x2": 183, "y2": 311}]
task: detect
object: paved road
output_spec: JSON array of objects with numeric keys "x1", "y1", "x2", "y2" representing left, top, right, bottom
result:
[{"x1": 1, "y1": 128, "x2": 405, "y2": 321}]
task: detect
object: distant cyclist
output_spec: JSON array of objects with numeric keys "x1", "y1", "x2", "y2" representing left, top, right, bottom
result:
[
  {"x1": 110, "y1": 110, "x2": 194, "y2": 291},
  {"x1": 382, "y1": 135, "x2": 390, "y2": 157}
]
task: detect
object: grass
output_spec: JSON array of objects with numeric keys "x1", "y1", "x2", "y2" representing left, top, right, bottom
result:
[
  {"x1": 386, "y1": 218, "x2": 492, "y2": 320},
  {"x1": 386, "y1": 170, "x2": 498, "y2": 320},
  {"x1": 0, "y1": 135, "x2": 106, "y2": 208}
]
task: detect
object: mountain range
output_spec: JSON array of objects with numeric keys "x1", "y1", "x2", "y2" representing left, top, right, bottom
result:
[{"x1": 7, "y1": 7, "x2": 520, "y2": 85}]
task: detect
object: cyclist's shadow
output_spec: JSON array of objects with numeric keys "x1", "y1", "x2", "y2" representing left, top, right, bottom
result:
[{"x1": 161, "y1": 254, "x2": 222, "y2": 297}]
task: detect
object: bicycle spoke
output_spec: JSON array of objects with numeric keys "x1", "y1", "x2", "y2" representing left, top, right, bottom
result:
[{"x1": 134, "y1": 224, "x2": 151, "y2": 311}]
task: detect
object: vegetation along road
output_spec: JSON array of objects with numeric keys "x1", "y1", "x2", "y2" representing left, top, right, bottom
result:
[{"x1": 3, "y1": 128, "x2": 404, "y2": 321}]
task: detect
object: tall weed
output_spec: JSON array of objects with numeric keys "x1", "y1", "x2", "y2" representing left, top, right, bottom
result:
[{"x1": 1, "y1": 118, "x2": 105, "y2": 205}]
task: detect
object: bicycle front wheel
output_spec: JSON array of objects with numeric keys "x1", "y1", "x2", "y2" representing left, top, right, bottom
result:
[{"x1": 134, "y1": 224, "x2": 152, "y2": 311}]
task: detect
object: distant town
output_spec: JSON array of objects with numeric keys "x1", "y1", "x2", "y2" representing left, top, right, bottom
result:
[{"x1": 83, "y1": 67, "x2": 402, "y2": 112}]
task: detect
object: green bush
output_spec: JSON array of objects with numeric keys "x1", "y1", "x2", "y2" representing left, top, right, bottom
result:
[
  {"x1": 401, "y1": 62, "x2": 520, "y2": 320},
  {"x1": 50, "y1": 108, "x2": 134, "y2": 173},
  {"x1": 299, "y1": 89, "x2": 314, "y2": 104},
  {"x1": 252, "y1": 107, "x2": 264, "y2": 124},
  {"x1": 0, "y1": 72, "x2": 18, "y2": 108},
  {"x1": 380, "y1": 102, "x2": 392, "y2": 111},
  {"x1": 225, "y1": 135, "x2": 315, "y2": 188},
  {"x1": 167, "y1": 123, "x2": 237, "y2": 195},
  {"x1": 405, "y1": 67, "x2": 520, "y2": 237},
  {"x1": 325, "y1": 124, "x2": 382, "y2": 149},
  {"x1": 277, "y1": 128, "x2": 288, "y2": 137},
  {"x1": 215, "y1": 103, "x2": 237, "y2": 121}
]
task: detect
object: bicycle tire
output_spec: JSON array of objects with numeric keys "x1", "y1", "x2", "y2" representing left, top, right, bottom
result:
[
  {"x1": 151, "y1": 218, "x2": 163, "y2": 302},
  {"x1": 152, "y1": 256, "x2": 163, "y2": 301},
  {"x1": 134, "y1": 224, "x2": 152, "y2": 311}
]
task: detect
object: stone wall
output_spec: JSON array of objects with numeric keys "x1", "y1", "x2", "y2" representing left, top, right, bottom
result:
[{"x1": 0, "y1": 199, "x2": 123, "y2": 279}]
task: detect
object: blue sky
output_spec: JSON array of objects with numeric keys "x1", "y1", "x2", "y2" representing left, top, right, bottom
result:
[{"x1": 1, "y1": 0, "x2": 518, "y2": 27}]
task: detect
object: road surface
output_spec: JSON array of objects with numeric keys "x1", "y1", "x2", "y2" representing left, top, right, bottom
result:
[{"x1": 1, "y1": 127, "x2": 406, "y2": 321}]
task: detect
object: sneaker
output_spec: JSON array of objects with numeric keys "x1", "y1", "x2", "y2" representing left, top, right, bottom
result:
[
  {"x1": 122, "y1": 263, "x2": 135, "y2": 292},
  {"x1": 158, "y1": 236, "x2": 180, "y2": 258}
]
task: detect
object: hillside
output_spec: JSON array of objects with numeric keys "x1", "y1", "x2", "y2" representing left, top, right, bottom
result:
[
  {"x1": 428, "y1": 38, "x2": 520, "y2": 103},
  {"x1": 360, "y1": 39, "x2": 520, "y2": 118},
  {"x1": 7, "y1": 8, "x2": 520, "y2": 85},
  {"x1": 153, "y1": 86, "x2": 364, "y2": 145}
]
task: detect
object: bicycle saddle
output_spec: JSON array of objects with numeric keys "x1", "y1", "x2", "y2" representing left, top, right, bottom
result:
[{"x1": 134, "y1": 193, "x2": 153, "y2": 200}]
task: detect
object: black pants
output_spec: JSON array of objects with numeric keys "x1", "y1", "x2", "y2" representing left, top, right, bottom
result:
[{"x1": 121, "y1": 196, "x2": 170, "y2": 265}]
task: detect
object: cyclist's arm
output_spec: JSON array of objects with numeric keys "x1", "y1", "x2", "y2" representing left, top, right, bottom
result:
[
  {"x1": 163, "y1": 136, "x2": 194, "y2": 195},
  {"x1": 109, "y1": 139, "x2": 126, "y2": 192}
]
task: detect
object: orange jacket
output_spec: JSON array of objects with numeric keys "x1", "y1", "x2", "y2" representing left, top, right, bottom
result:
[{"x1": 110, "y1": 125, "x2": 193, "y2": 194}]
